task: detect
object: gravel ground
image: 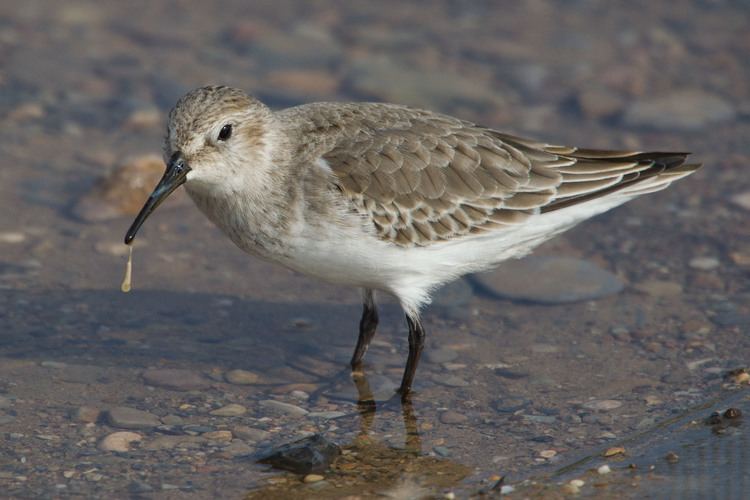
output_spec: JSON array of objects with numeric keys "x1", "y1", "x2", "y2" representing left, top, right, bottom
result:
[{"x1": 0, "y1": 1, "x2": 748, "y2": 498}]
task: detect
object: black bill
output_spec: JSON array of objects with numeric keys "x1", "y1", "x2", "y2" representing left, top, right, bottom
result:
[{"x1": 124, "y1": 152, "x2": 190, "y2": 245}]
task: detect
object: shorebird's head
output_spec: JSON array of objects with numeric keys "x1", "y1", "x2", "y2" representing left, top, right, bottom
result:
[{"x1": 124, "y1": 86, "x2": 273, "y2": 244}]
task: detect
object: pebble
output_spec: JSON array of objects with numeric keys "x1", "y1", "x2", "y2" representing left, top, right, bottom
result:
[
  {"x1": 72, "y1": 406, "x2": 101, "y2": 423},
  {"x1": 145, "y1": 435, "x2": 204, "y2": 451},
  {"x1": 623, "y1": 89, "x2": 734, "y2": 131},
  {"x1": 440, "y1": 410, "x2": 468, "y2": 425},
  {"x1": 432, "y1": 374, "x2": 469, "y2": 387},
  {"x1": 570, "y1": 479, "x2": 585, "y2": 488},
  {"x1": 539, "y1": 449, "x2": 557, "y2": 459},
  {"x1": 233, "y1": 426, "x2": 270, "y2": 442},
  {"x1": 258, "y1": 434, "x2": 341, "y2": 474},
  {"x1": 433, "y1": 446, "x2": 451, "y2": 457},
  {"x1": 349, "y1": 55, "x2": 505, "y2": 111},
  {"x1": 0, "y1": 232, "x2": 26, "y2": 244},
  {"x1": 106, "y1": 407, "x2": 161, "y2": 430},
  {"x1": 583, "y1": 400, "x2": 622, "y2": 411},
  {"x1": 225, "y1": 369, "x2": 260, "y2": 385},
  {"x1": 307, "y1": 411, "x2": 346, "y2": 420},
  {"x1": 210, "y1": 404, "x2": 247, "y2": 417},
  {"x1": 426, "y1": 348, "x2": 458, "y2": 364},
  {"x1": 577, "y1": 86, "x2": 625, "y2": 119},
  {"x1": 303, "y1": 474, "x2": 325, "y2": 483},
  {"x1": 472, "y1": 256, "x2": 624, "y2": 304},
  {"x1": 218, "y1": 439, "x2": 254, "y2": 458},
  {"x1": 597, "y1": 464, "x2": 611, "y2": 475},
  {"x1": 99, "y1": 431, "x2": 142, "y2": 452},
  {"x1": 731, "y1": 191, "x2": 750, "y2": 211},
  {"x1": 634, "y1": 280, "x2": 683, "y2": 297},
  {"x1": 259, "y1": 400, "x2": 308, "y2": 417},
  {"x1": 665, "y1": 451, "x2": 680, "y2": 463},
  {"x1": 72, "y1": 155, "x2": 188, "y2": 222},
  {"x1": 689, "y1": 257, "x2": 720, "y2": 271},
  {"x1": 142, "y1": 368, "x2": 210, "y2": 391},
  {"x1": 603, "y1": 446, "x2": 626, "y2": 457},
  {"x1": 495, "y1": 397, "x2": 530, "y2": 414},
  {"x1": 203, "y1": 430, "x2": 233, "y2": 442},
  {"x1": 524, "y1": 414, "x2": 556, "y2": 424}
]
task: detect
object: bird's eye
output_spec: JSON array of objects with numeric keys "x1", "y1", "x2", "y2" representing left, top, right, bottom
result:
[{"x1": 218, "y1": 124, "x2": 233, "y2": 141}]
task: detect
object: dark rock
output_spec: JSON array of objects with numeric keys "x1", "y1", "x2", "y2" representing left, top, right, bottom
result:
[
  {"x1": 472, "y1": 256, "x2": 624, "y2": 304},
  {"x1": 257, "y1": 434, "x2": 341, "y2": 474}
]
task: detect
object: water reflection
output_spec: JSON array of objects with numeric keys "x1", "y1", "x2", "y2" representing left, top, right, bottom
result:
[{"x1": 247, "y1": 367, "x2": 470, "y2": 498}]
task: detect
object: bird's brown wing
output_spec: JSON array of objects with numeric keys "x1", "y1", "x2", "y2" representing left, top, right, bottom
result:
[{"x1": 322, "y1": 112, "x2": 700, "y2": 247}]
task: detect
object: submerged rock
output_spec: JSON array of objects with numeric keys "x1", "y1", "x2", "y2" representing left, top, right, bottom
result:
[
  {"x1": 258, "y1": 434, "x2": 341, "y2": 474},
  {"x1": 472, "y1": 256, "x2": 624, "y2": 304}
]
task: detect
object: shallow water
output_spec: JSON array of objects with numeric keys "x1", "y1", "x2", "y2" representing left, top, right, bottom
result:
[{"x1": 0, "y1": 0, "x2": 749, "y2": 498}]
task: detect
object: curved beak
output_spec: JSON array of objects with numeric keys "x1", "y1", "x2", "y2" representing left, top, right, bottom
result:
[{"x1": 124, "y1": 152, "x2": 191, "y2": 245}]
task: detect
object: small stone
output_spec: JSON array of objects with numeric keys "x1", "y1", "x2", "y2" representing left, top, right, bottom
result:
[
  {"x1": 432, "y1": 374, "x2": 469, "y2": 387},
  {"x1": 0, "y1": 232, "x2": 26, "y2": 244},
  {"x1": 40, "y1": 361, "x2": 67, "y2": 369},
  {"x1": 623, "y1": 89, "x2": 735, "y2": 131},
  {"x1": 99, "y1": 431, "x2": 142, "y2": 452},
  {"x1": 259, "y1": 400, "x2": 308, "y2": 417},
  {"x1": 665, "y1": 451, "x2": 679, "y2": 463},
  {"x1": 303, "y1": 474, "x2": 325, "y2": 483},
  {"x1": 730, "y1": 252, "x2": 750, "y2": 267},
  {"x1": 210, "y1": 404, "x2": 247, "y2": 417},
  {"x1": 63, "y1": 471, "x2": 75, "y2": 479},
  {"x1": 258, "y1": 434, "x2": 341, "y2": 474},
  {"x1": 644, "y1": 395, "x2": 662, "y2": 406},
  {"x1": 583, "y1": 400, "x2": 622, "y2": 411},
  {"x1": 433, "y1": 446, "x2": 451, "y2": 457},
  {"x1": 203, "y1": 430, "x2": 233, "y2": 442},
  {"x1": 106, "y1": 407, "x2": 161, "y2": 430},
  {"x1": 145, "y1": 435, "x2": 204, "y2": 451},
  {"x1": 233, "y1": 426, "x2": 270, "y2": 442},
  {"x1": 539, "y1": 449, "x2": 557, "y2": 459},
  {"x1": 218, "y1": 439, "x2": 254, "y2": 458},
  {"x1": 307, "y1": 411, "x2": 346, "y2": 420},
  {"x1": 426, "y1": 348, "x2": 458, "y2": 364},
  {"x1": 634, "y1": 280, "x2": 683, "y2": 297},
  {"x1": 731, "y1": 191, "x2": 750, "y2": 211},
  {"x1": 570, "y1": 479, "x2": 585, "y2": 488},
  {"x1": 473, "y1": 256, "x2": 624, "y2": 304},
  {"x1": 577, "y1": 87, "x2": 625, "y2": 119},
  {"x1": 440, "y1": 411, "x2": 468, "y2": 425},
  {"x1": 597, "y1": 464, "x2": 611, "y2": 475},
  {"x1": 142, "y1": 368, "x2": 210, "y2": 391},
  {"x1": 124, "y1": 108, "x2": 161, "y2": 129},
  {"x1": 562, "y1": 483, "x2": 580, "y2": 494},
  {"x1": 72, "y1": 406, "x2": 100, "y2": 423},
  {"x1": 689, "y1": 257, "x2": 720, "y2": 271},
  {"x1": 603, "y1": 446, "x2": 625, "y2": 457},
  {"x1": 225, "y1": 369, "x2": 260, "y2": 385},
  {"x1": 495, "y1": 397, "x2": 530, "y2": 414},
  {"x1": 723, "y1": 408, "x2": 742, "y2": 419},
  {"x1": 724, "y1": 368, "x2": 750, "y2": 385},
  {"x1": 73, "y1": 155, "x2": 188, "y2": 222}
]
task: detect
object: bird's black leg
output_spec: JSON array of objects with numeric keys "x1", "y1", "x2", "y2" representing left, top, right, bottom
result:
[
  {"x1": 398, "y1": 314, "x2": 425, "y2": 400},
  {"x1": 350, "y1": 289, "x2": 378, "y2": 369}
]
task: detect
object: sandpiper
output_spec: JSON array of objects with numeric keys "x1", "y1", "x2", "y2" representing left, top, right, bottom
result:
[{"x1": 125, "y1": 86, "x2": 701, "y2": 400}]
